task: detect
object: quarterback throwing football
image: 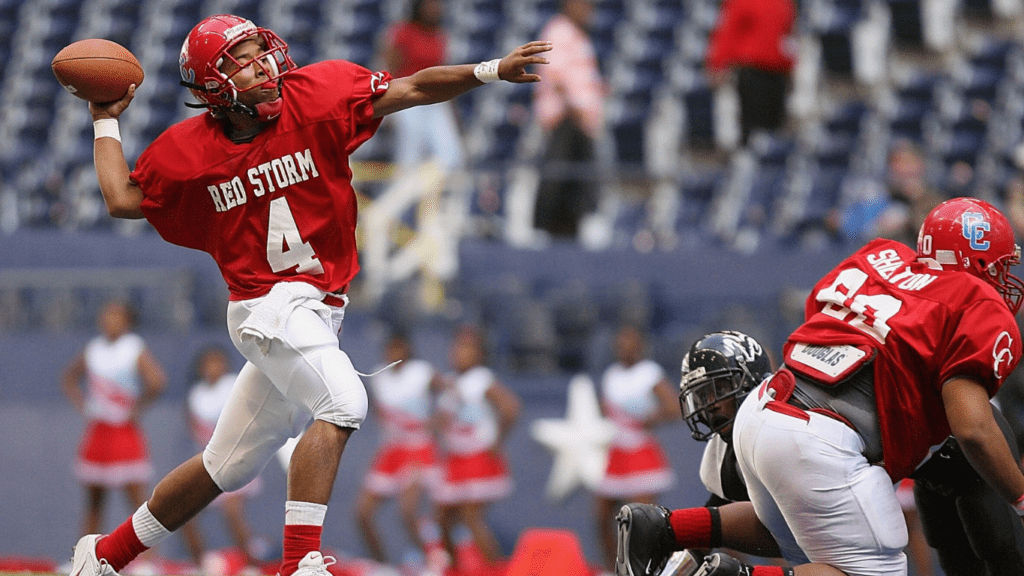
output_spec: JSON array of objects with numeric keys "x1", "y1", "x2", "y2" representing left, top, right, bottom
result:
[{"x1": 66, "y1": 14, "x2": 549, "y2": 576}]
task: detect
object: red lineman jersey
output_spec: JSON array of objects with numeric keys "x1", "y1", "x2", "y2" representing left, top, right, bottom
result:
[
  {"x1": 784, "y1": 238, "x2": 1022, "y2": 481},
  {"x1": 131, "y1": 60, "x2": 393, "y2": 300}
]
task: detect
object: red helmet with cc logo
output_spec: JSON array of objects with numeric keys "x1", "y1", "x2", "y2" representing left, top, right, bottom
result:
[{"x1": 917, "y1": 197, "x2": 1024, "y2": 314}]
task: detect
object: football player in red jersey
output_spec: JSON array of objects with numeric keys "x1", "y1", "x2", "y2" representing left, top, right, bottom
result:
[
  {"x1": 673, "y1": 197, "x2": 1024, "y2": 576},
  {"x1": 65, "y1": 14, "x2": 550, "y2": 576}
]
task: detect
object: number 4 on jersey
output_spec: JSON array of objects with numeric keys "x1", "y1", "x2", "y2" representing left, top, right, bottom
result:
[{"x1": 267, "y1": 197, "x2": 324, "y2": 275}]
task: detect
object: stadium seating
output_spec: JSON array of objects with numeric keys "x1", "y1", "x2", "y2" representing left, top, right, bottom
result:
[{"x1": 1, "y1": 0, "x2": 1022, "y2": 349}]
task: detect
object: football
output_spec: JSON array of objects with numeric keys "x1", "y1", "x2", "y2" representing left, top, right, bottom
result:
[{"x1": 51, "y1": 39, "x2": 144, "y2": 103}]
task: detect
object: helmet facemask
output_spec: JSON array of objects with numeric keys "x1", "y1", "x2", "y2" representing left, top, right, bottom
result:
[
  {"x1": 984, "y1": 247, "x2": 1024, "y2": 315},
  {"x1": 679, "y1": 364, "x2": 752, "y2": 442},
  {"x1": 180, "y1": 16, "x2": 296, "y2": 120},
  {"x1": 207, "y1": 33, "x2": 291, "y2": 102}
]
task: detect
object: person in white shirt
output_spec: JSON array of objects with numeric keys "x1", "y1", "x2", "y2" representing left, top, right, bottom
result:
[
  {"x1": 433, "y1": 326, "x2": 521, "y2": 566},
  {"x1": 593, "y1": 324, "x2": 678, "y2": 571},
  {"x1": 61, "y1": 300, "x2": 166, "y2": 539},
  {"x1": 180, "y1": 345, "x2": 268, "y2": 572},
  {"x1": 354, "y1": 332, "x2": 444, "y2": 566}
]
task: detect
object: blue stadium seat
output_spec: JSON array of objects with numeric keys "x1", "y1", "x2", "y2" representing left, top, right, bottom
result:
[
  {"x1": 804, "y1": 164, "x2": 848, "y2": 221},
  {"x1": 825, "y1": 100, "x2": 869, "y2": 138},
  {"x1": 817, "y1": 2, "x2": 862, "y2": 77},
  {"x1": 961, "y1": 65, "x2": 1002, "y2": 103},
  {"x1": 970, "y1": 38, "x2": 1015, "y2": 72},
  {"x1": 676, "y1": 169, "x2": 726, "y2": 232},
  {"x1": 683, "y1": 77, "x2": 714, "y2": 149},
  {"x1": 741, "y1": 163, "x2": 788, "y2": 231},
  {"x1": 888, "y1": 0, "x2": 924, "y2": 48},
  {"x1": 890, "y1": 99, "x2": 931, "y2": 142}
]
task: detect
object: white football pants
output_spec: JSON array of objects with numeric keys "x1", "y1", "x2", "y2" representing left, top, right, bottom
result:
[
  {"x1": 732, "y1": 381, "x2": 909, "y2": 576},
  {"x1": 201, "y1": 296, "x2": 368, "y2": 492}
]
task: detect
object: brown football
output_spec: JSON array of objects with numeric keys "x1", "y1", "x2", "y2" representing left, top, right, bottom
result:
[{"x1": 52, "y1": 39, "x2": 144, "y2": 103}]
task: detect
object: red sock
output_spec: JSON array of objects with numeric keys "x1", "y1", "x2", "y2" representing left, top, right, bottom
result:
[
  {"x1": 280, "y1": 524, "x2": 322, "y2": 576},
  {"x1": 668, "y1": 507, "x2": 712, "y2": 549},
  {"x1": 95, "y1": 520, "x2": 148, "y2": 571},
  {"x1": 752, "y1": 567, "x2": 790, "y2": 576}
]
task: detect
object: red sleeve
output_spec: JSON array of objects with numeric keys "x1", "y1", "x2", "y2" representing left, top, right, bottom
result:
[
  {"x1": 939, "y1": 299, "x2": 1022, "y2": 394},
  {"x1": 289, "y1": 60, "x2": 391, "y2": 157},
  {"x1": 344, "y1": 67, "x2": 392, "y2": 155},
  {"x1": 133, "y1": 139, "x2": 207, "y2": 252}
]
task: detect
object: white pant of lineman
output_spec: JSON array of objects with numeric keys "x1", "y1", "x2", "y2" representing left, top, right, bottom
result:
[
  {"x1": 732, "y1": 381, "x2": 908, "y2": 576},
  {"x1": 201, "y1": 296, "x2": 368, "y2": 492}
]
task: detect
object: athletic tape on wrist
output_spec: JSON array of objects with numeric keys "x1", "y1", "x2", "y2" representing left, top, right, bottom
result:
[
  {"x1": 473, "y1": 59, "x2": 501, "y2": 83},
  {"x1": 93, "y1": 118, "x2": 121, "y2": 142}
]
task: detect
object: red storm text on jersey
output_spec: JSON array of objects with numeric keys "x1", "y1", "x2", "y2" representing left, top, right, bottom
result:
[
  {"x1": 784, "y1": 238, "x2": 1022, "y2": 481},
  {"x1": 131, "y1": 60, "x2": 392, "y2": 300}
]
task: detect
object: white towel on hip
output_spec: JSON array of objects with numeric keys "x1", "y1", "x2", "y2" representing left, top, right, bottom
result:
[{"x1": 237, "y1": 281, "x2": 331, "y2": 354}]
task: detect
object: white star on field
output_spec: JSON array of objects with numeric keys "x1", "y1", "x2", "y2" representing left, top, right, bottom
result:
[{"x1": 530, "y1": 374, "x2": 616, "y2": 501}]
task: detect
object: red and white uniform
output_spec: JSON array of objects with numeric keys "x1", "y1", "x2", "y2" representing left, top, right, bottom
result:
[
  {"x1": 128, "y1": 60, "x2": 391, "y2": 492},
  {"x1": 364, "y1": 359, "x2": 439, "y2": 495},
  {"x1": 133, "y1": 60, "x2": 392, "y2": 301},
  {"x1": 75, "y1": 333, "x2": 153, "y2": 486},
  {"x1": 432, "y1": 366, "x2": 513, "y2": 504},
  {"x1": 733, "y1": 238, "x2": 1022, "y2": 576},
  {"x1": 188, "y1": 372, "x2": 261, "y2": 499},
  {"x1": 594, "y1": 359, "x2": 675, "y2": 497}
]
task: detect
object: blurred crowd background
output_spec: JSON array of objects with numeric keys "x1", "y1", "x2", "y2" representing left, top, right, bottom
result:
[{"x1": 1, "y1": 0, "x2": 1023, "y2": 573}]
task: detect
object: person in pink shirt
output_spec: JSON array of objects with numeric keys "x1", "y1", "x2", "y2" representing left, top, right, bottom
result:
[{"x1": 533, "y1": 0, "x2": 605, "y2": 238}]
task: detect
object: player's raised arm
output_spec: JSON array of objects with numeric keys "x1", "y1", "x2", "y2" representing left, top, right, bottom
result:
[
  {"x1": 371, "y1": 41, "x2": 552, "y2": 118},
  {"x1": 90, "y1": 85, "x2": 145, "y2": 219}
]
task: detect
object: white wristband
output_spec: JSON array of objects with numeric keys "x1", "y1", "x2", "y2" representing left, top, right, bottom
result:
[
  {"x1": 93, "y1": 118, "x2": 121, "y2": 142},
  {"x1": 473, "y1": 59, "x2": 501, "y2": 83}
]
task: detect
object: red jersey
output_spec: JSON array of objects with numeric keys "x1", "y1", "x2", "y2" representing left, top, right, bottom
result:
[
  {"x1": 784, "y1": 238, "x2": 1022, "y2": 480},
  {"x1": 388, "y1": 21, "x2": 446, "y2": 77},
  {"x1": 132, "y1": 60, "x2": 392, "y2": 300},
  {"x1": 705, "y1": 0, "x2": 795, "y2": 73}
]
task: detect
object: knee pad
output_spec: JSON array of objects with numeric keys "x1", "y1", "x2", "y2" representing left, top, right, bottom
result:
[
  {"x1": 204, "y1": 443, "x2": 263, "y2": 493},
  {"x1": 203, "y1": 424, "x2": 294, "y2": 492},
  {"x1": 304, "y1": 348, "x2": 368, "y2": 428}
]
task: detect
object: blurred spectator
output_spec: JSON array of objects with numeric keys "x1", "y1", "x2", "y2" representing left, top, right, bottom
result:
[
  {"x1": 592, "y1": 324, "x2": 678, "y2": 571},
  {"x1": 532, "y1": 0, "x2": 606, "y2": 238},
  {"x1": 180, "y1": 345, "x2": 269, "y2": 573},
  {"x1": 705, "y1": 0, "x2": 796, "y2": 145},
  {"x1": 1004, "y1": 173, "x2": 1024, "y2": 240},
  {"x1": 60, "y1": 300, "x2": 166, "y2": 538},
  {"x1": 381, "y1": 0, "x2": 464, "y2": 171},
  {"x1": 432, "y1": 326, "x2": 521, "y2": 566},
  {"x1": 354, "y1": 331, "x2": 445, "y2": 568},
  {"x1": 832, "y1": 139, "x2": 943, "y2": 246}
]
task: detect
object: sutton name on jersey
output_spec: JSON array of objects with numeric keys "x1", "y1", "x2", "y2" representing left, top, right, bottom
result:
[
  {"x1": 866, "y1": 248, "x2": 937, "y2": 291},
  {"x1": 207, "y1": 148, "x2": 321, "y2": 213}
]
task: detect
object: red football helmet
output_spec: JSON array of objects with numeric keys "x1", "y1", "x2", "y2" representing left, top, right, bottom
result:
[
  {"x1": 178, "y1": 14, "x2": 295, "y2": 113},
  {"x1": 917, "y1": 197, "x2": 1024, "y2": 314}
]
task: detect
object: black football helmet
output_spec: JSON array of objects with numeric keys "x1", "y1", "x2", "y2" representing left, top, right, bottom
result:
[{"x1": 679, "y1": 331, "x2": 773, "y2": 441}]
